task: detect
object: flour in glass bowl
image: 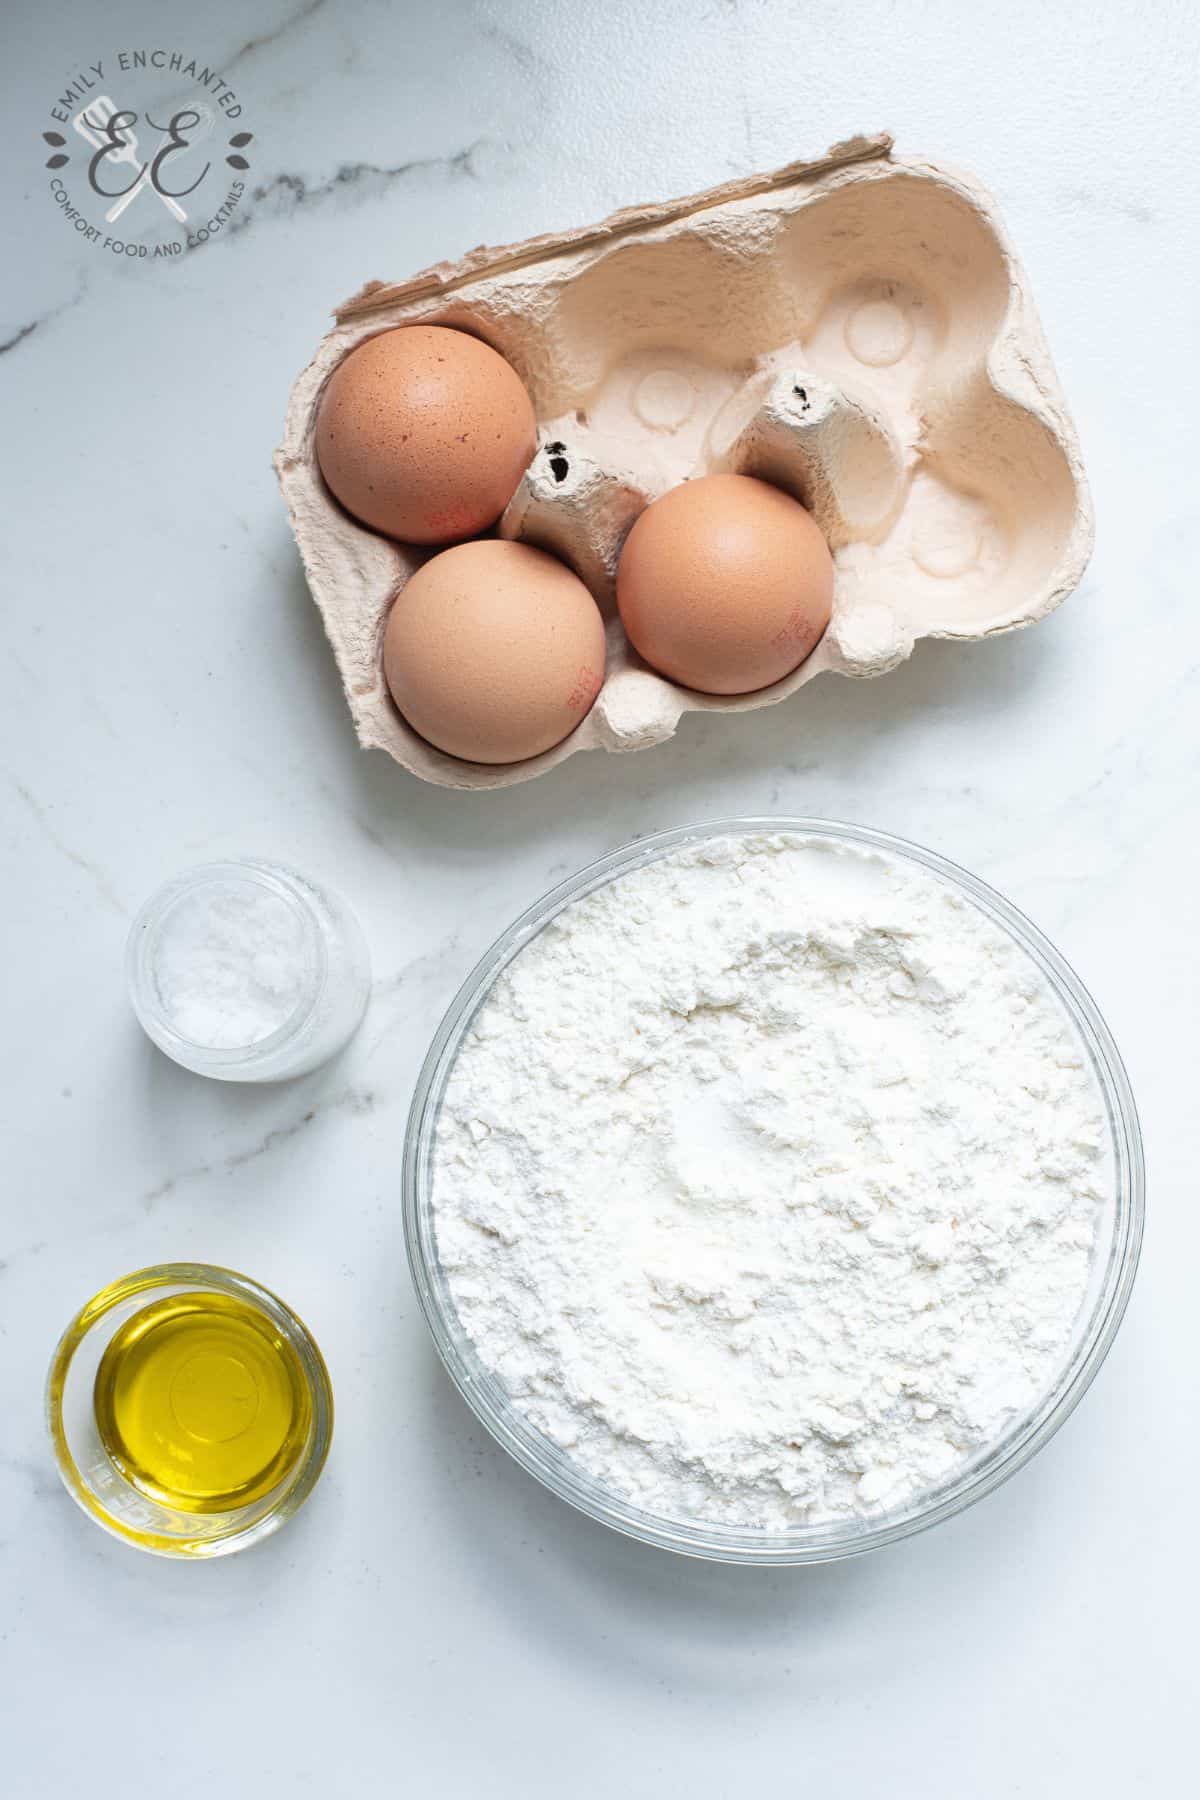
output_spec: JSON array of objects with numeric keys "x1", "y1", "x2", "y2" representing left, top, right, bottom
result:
[{"x1": 432, "y1": 833, "x2": 1110, "y2": 1530}]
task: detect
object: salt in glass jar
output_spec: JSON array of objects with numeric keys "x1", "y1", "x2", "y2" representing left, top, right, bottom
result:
[{"x1": 126, "y1": 858, "x2": 371, "y2": 1081}]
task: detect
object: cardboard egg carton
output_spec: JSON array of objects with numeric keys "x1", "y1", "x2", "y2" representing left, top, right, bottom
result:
[{"x1": 276, "y1": 134, "x2": 1091, "y2": 790}]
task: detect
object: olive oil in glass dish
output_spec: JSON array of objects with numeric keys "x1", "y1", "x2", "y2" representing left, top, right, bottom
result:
[{"x1": 47, "y1": 1264, "x2": 333, "y2": 1557}]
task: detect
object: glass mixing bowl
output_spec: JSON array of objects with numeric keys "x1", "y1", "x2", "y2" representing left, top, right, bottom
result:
[{"x1": 404, "y1": 819, "x2": 1143, "y2": 1564}]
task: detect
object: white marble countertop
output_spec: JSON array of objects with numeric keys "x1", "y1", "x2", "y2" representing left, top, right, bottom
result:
[{"x1": 3, "y1": 1, "x2": 1195, "y2": 1792}]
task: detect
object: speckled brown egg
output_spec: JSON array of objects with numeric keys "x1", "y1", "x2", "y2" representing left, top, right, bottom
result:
[
  {"x1": 315, "y1": 325, "x2": 537, "y2": 544},
  {"x1": 616, "y1": 473, "x2": 834, "y2": 695},
  {"x1": 383, "y1": 540, "x2": 606, "y2": 764}
]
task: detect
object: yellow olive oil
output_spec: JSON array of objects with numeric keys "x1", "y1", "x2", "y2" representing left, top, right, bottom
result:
[{"x1": 93, "y1": 1290, "x2": 312, "y2": 1513}]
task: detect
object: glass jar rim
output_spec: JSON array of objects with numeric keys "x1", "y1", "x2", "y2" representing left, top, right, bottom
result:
[{"x1": 126, "y1": 859, "x2": 329, "y2": 1066}]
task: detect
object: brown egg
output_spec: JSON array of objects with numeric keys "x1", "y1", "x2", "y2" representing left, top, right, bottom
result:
[
  {"x1": 316, "y1": 325, "x2": 537, "y2": 544},
  {"x1": 616, "y1": 473, "x2": 834, "y2": 695},
  {"x1": 383, "y1": 541, "x2": 606, "y2": 764}
]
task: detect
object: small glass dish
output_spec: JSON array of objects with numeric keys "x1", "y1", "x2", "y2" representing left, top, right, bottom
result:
[
  {"x1": 47, "y1": 1264, "x2": 334, "y2": 1558},
  {"x1": 126, "y1": 859, "x2": 371, "y2": 1082},
  {"x1": 404, "y1": 818, "x2": 1145, "y2": 1565}
]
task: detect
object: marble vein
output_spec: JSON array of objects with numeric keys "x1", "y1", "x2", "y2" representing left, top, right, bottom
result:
[
  {"x1": 0, "y1": 271, "x2": 90, "y2": 361},
  {"x1": 0, "y1": 1240, "x2": 47, "y2": 1279},
  {"x1": 10, "y1": 779, "x2": 126, "y2": 915},
  {"x1": 315, "y1": 777, "x2": 385, "y2": 847},
  {"x1": 0, "y1": 1452, "x2": 60, "y2": 1504},
  {"x1": 361, "y1": 936, "x2": 467, "y2": 1063},
  {"x1": 221, "y1": 0, "x2": 330, "y2": 70},
  {"x1": 0, "y1": 321, "x2": 36, "y2": 356},
  {"x1": 476, "y1": 13, "x2": 548, "y2": 78},
  {"x1": 220, "y1": 142, "x2": 489, "y2": 243},
  {"x1": 140, "y1": 1084, "x2": 377, "y2": 1209}
]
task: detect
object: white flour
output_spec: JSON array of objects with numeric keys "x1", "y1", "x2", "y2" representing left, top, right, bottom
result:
[{"x1": 433, "y1": 833, "x2": 1109, "y2": 1529}]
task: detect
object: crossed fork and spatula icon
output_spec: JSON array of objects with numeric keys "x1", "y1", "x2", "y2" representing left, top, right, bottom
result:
[{"x1": 72, "y1": 97, "x2": 192, "y2": 225}]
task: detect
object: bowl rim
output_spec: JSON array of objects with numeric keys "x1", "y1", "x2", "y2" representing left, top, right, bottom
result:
[{"x1": 403, "y1": 816, "x2": 1144, "y2": 1565}]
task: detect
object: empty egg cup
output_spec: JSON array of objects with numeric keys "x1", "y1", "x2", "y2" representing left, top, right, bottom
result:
[{"x1": 46, "y1": 1264, "x2": 334, "y2": 1558}]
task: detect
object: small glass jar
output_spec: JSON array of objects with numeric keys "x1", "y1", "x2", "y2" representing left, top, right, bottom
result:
[
  {"x1": 126, "y1": 858, "x2": 371, "y2": 1081},
  {"x1": 46, "y1": 1264, "x2": 334, "y2": 1558}
]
